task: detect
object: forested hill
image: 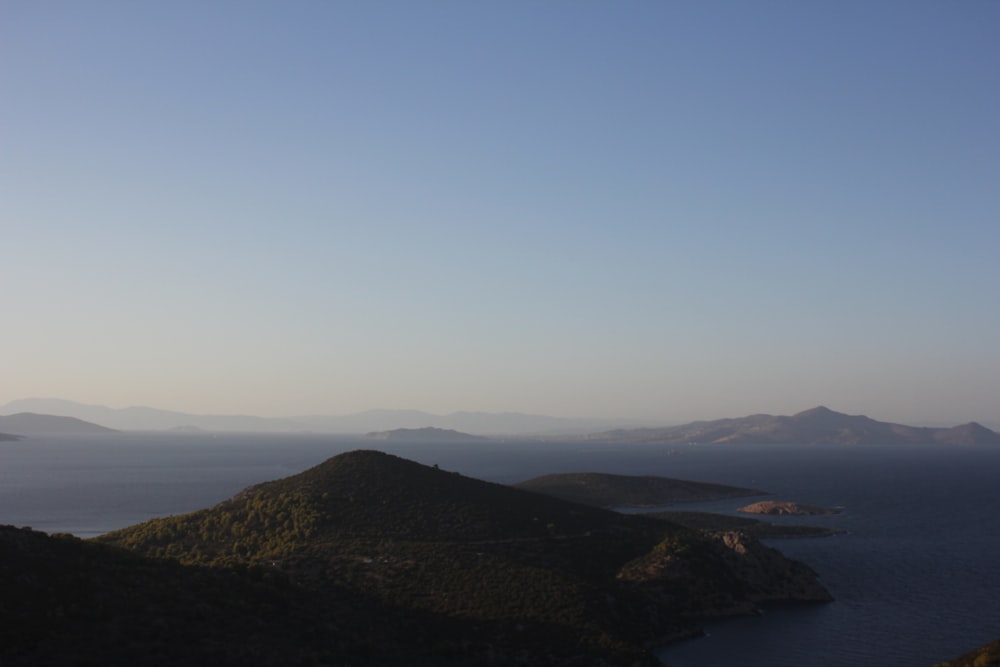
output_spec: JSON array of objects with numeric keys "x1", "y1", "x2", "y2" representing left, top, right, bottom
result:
[{"x1": 77, "y1": 450, "x2": 830, "y2": 665}]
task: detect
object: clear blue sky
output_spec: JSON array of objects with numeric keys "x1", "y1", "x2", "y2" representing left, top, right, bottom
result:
[{"x1": 2, "y1": 1, "x2": 998, "y2": 425}]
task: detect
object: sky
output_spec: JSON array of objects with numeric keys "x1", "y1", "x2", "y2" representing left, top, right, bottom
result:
[{"x1": 2, "y1": 1, "x2": 998, "y2": 426}]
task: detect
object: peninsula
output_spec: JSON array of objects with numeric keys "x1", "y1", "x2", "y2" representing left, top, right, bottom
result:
[
  {"x1": 0, "y1": 450, "x2": 834, "y2": 666},
  {"x1": 514, "y1": 471, "x2": 764, "y2": 507}
]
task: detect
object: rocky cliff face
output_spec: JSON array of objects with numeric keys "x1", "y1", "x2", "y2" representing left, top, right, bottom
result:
[
  {"x1": 617, "y1": 529, "x2": 831, "y2": 622},
  {"x1": 715, "y1": 531, "x2": 832, "y2": 604}
]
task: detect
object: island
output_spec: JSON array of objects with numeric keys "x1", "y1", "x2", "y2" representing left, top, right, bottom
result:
[
  {"x1": 0, "y1": 432, "x2": 21, "y2": 442},
  {"x1": 582, "y1": 406, "x2": 1000, "y2": 446},
  {"x1": 738, "y1": 500, "x2": 841, "y2": 516},
  {"x1": 364, "y1": 426, "x2": 488, "y2": 442},
  {"x1": 514, "y1": 471, "x2": 765, "y2": 508},
  {"x1": 0, "y1": 412, "x2": 117, "y2": 435},
  {"x1": 517, "y1": 474, "x2": 843, "y2": 538}
]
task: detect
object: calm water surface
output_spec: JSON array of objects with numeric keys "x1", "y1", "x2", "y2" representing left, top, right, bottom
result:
[{"x1": 1, "y1": 433, "x2": 998, "y2": 666}]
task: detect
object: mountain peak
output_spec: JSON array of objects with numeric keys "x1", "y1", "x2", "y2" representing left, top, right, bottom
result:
[
  {"x1": 793, "y1": 406, "x2": 841, "y2": 418},
  {"x1": 935, "y1": 422, "x2": 1000, "y2": 446},
  {"x1": 586, "y1": 408, "x2": 1000, "y2": 446}
]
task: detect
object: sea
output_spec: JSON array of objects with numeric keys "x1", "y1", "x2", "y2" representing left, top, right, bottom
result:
[{"x1": 1, "y1": 432, "x2": 998, "y2": 667}]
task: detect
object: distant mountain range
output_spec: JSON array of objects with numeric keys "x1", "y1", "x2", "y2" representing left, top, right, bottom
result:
[
  {"x1": 0, "y1": 398, "x2": 630, "y2": 435},
  {"x1": 2, "y1": 399, "x2": 998, "y2": 445},
  {"x1": 586, "y1": 406, "x2": 1000, "y2": 446}
]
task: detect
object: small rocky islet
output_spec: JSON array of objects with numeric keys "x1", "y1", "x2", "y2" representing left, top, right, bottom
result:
[{"x1": 738, "y1": 500, "x2": 842, "y2": 516}]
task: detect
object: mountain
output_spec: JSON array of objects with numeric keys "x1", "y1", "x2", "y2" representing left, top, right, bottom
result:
[
  {"x1": 0, "y1": 398, "x2": 300, "y2": 432},
  {"x1": 514, "y1": 472, "x2": 764, "y2": 507},
  {"x1": 364, "y1": 426, "x2": 488, "y2": 442},
  {"x1": 0, "y1": 412, "x2": 117, "y2": 435},
  {"x1": 0, "y1": 398, "x2": 631, "y2": 435},
  {"x1": 586, "y1": 406, "x2": 1000, "y2": 446},
  {"x1": 90, "y1": 450, "x2": 830, "y2": 665}
]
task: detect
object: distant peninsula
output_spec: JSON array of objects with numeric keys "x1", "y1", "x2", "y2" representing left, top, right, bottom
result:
[
  {"x1": 514, "y1": 471, "x2": 764, "y2": 508},
  {"x1": 0, "y1": 432, "x2": 22, "y2": 442},
  {"x1": 364, "y1": 426, "x2": 488, "y2": 442},
  {"x1": 738, "y1": 500, "x2": 841, "y2": 516},
  {"x1": 0, "y1": 412, "x2": 117, "y2": 436},
  {"x1": 584, "y1": 406, "x2": 1000, "y2": 447}
]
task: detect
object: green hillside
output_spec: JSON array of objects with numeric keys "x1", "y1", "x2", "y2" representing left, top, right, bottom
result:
[{"x1": 5, "y1": 450, "x2": 831, "y2": 665}]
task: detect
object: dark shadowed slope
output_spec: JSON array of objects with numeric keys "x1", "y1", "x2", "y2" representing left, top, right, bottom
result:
[{"x1": 0, "y1": 525, "x2": 405, "y2": 666}]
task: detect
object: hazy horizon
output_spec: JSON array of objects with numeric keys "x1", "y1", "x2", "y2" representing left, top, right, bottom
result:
[
  {"x1": 3, "y1": 2, "x2": 998, "y2": 427},
  {"x1": 2, "y1": 396, "x2": 997, "y2": 433}
]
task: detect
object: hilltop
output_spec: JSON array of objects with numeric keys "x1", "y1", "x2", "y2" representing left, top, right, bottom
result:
[
  {"x1": 0, "y1": 412, "x2": 117, "y2": 435},
  {"x1": 80, "y1": 450, "x2": 831, "y2": 665},
  {"x1": 587, "y1": 406, "x2": 1000, "y2": 446}
]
